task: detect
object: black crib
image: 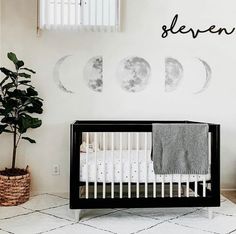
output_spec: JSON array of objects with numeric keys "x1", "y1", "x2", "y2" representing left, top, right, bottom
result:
[{"x1": 70, "y1": 120, "x2": 220, "y2": 220}]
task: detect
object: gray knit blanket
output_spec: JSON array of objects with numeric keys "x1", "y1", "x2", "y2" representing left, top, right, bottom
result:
[{"x1": 152, "y1": 124, "x2": 209, "y2": 174}]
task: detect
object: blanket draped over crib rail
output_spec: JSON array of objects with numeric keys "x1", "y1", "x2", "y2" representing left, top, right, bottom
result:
[{"x1": 152, "y1": 123, "x2": 209, "y2": 175}]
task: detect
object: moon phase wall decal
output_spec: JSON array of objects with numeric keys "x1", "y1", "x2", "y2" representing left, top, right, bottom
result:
[
  {"x1": 53, "y1": 55, "x2": 74, "y2": 94},
  {"x1": 165, "y1": 57, "x2": 184, "y2": 92},
  {"x1": 194, "y1": 58, "x2": 212, "y2": 94},
  {"x1": 53, "y1": 55, "x2": 211, "y2": 94},
  {"x1": 117, "y1": 56, "x2": 151, "y2": 92},
  {"x1": 84, "y1": 56, "x2": 103, "y2": 92}
]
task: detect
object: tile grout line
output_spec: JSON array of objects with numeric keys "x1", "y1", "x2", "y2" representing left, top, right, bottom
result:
[
  {"x1": 0, "y1": 211, "x2": 36, "y2": 221},
  {"x1": 20, "y1": 203, "x2": 69, "y2": 212},
  {"x1": 44, "y1": 193, "x2": 69, "y2": 200},
  {"x1": 38, "y1": 203, "x2": 69, "y2": 212},
  {"x1": 38, "y1": 210, "x2": 75, "y2": 222},
  {"x1": 228, "y1": 228, "x2": 236, "y2": 234},
  {"x1": 0, "y1": 227, "x2": 14, "y2": 234},
  {"x1": 80, "y1": 222, "x2": 117, "y2": 234},
  {"x1": 130, "y1": 209, "x2": 202, "y2": 234},
  {"x1": 124, "y1": 208, "x2": 200, "y2": 222},
  {"x1": 121, "y1": 210, "x2": 162, "y2": 221},
  {"x1": 167, "y1": 208, "x2": 236, "y2": 234},
  {"x1": 168, "y1": 221, "x2": 220, "y2": 234},
  {"x1": 213, "y1": 211, "x2": 236, "y2": 217},
  {"x1": 36, "y1": 223, "x2": 74, "y2": 234},
  {"x1": 132, "y1": 220, "x2": 168, "y2": 234},
  {"x1": 80, "y1": 209, "x2": 122, "y2": 223}
]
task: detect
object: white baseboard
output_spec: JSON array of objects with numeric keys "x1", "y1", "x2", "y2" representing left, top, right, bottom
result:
[{"x1": 221, "y1": 188, "x2": 236, "y2": 191}]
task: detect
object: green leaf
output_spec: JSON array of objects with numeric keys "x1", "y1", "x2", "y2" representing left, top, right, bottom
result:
[
  {"x1": 11, "y1": 89, "x2": 27, "y2": 96},
  {"x1": 19, "y1": 80, "x2": 31, "y2": 85},
  {"x1": 16, "y1": 60, "x2": 24, "y2": 69},
  {"x1": 0, "y1": 124, "x2": 8, "y2": 134},
  {"x1": 20, "y1": 68, "x2": 36, "y2": 74},
  {"x1": 0, "y1": 76, "x2": 10, "y2": 86},
  {"x1": 7, "y1": 53, "x2": 24, "y2": 70},
  {"x1": 18, "y1": 115, "x2": 42, "y2": 133},
  {"x1": 2, "y1": 83, "x2": 15, "y2": 91},
  {"x1": 19, "y1": 73, "x2": 31, "y2": 79},
  {"x1": 27, "y1": 87, "x2": 38, "y2": 96},
  {"x1": 0, "y1": 107, "x2": 13, "y2": 116},
  {"x1": 24, "y1": 99, "x2": 43, "y2": 114},
  {"x1": 1, "y1": 116, "x2": 16, "y2": 125},
  {"x1": 7, "y1": 52, "x2": 18, "y2": 64},
  {"x1": 2, "y1": 98, "x2": 18, "y2": 112},
  {"x1": 0, "y1": 67, "x2": 12, "y2": 77},
  {"x1": 22, "y1": 137, "x2": 36, "y2": 144}
]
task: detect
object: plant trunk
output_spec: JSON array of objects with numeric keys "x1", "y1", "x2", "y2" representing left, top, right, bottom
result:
[{"x1": 11, "y1": 126, "x2": 17, "y2": 169}]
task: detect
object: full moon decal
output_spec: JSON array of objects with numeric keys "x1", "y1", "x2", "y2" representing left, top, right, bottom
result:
[
  {"x1": 165, "y1": 57, "x2": 183, "y2": 92},
  {"x1": 117, "y1": 56, "x2": 151, "y2": 92},
  {"x1": 84, "y1": 56, "x2": 103, "y2": 92}
]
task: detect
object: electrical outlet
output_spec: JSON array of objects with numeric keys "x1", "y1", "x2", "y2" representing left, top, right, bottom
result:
[{"x1": 52, "y1": 164, "x2": 60, "y2": 176}]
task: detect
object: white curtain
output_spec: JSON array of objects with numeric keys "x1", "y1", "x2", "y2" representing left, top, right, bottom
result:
[{"x1": 39, "y1": 0, "x2": 120, "y2": 32}]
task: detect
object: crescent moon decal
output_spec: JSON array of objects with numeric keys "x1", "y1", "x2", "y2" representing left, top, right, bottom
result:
[
  {"x1": 194, "y1": 59, "x2": 212, "y2": 94},
  {"x1": 165, "y1": 57, "x2": 183, "y2": 92},
  {"x1": 53, "y1": 55, "x2": 74, "y2": 94}
]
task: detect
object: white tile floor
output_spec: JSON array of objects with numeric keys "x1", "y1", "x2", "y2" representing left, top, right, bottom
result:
[{"x1": 0, "y1": 194, "x2": 235, "y2": 234}]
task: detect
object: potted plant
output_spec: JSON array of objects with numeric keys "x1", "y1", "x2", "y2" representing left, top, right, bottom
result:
[{"x1": 0, "y1": 52, "x2": 43, "y2": 206}]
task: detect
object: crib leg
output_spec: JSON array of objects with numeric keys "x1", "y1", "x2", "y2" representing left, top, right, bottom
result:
[
  {"x1": 75, "y1": 209, "x2": 82, "y2": 222},
  {"x1": 207, "y1": 208, "x2": 213, "y2": 219}
]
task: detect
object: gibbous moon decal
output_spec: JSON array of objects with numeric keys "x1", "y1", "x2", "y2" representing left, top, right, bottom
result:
[
  {"x1": 117, "y1": 56, "x2": 151, "y2": 92},
  {"x1": 84, "y1": 56, "x2": 103, "y2": 92},
  {"x1": 53, "y1": 55, "x2": 74, "y2": 94},
  {"x1": 165, "y1": 57, "x2": 183, "y2": 92},
  {"x1": 194, "y1": 59, "x2": 212, "y2": 94}
]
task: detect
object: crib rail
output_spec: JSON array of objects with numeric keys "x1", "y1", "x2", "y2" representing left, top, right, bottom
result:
[{"x1": 70, "y1": 121, "x2": 220, "y2": 209}]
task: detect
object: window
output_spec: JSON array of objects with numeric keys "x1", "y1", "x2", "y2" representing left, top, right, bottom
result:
[{"x1": 39, "y1": 0, "x2": 120, "y2": 32}]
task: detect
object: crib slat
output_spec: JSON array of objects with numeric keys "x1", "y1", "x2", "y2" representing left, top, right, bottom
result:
[
  {"x1": 128, "y1": 132, "x2": 131, "y2": 198},
  {"x1": 161, "y1": 175, "x2": 165, "y2": 198},
  {"x1": 86, "y1": 132, "x2": 89, "y2": 199},
  {"x1": 151, "y1": 133, "x2": 156, "y2": 198},
  {"x1": 194, "y1": 176, "x2": 198, "y2": 197},
  {"x1": 153, "y1": 175, "x2": 156, "y2": 198},
  {"x1": 178, "y1": 174, "x2": 181, "y2": 198},
  {"x1": 186, "y1": 175, "x2": 189, "y2": 197},
  {"x1": 119, "y1": 133, "x2": 123, "y2": 199},
  {"x1": 136, "y1": 133, "x2": 139, "y2": 198},
  {"x1": 144, "y1": 133, "x2": 148, "y2": 198},
  {"x1": 111, "y1": 132, "x2": 114, "y2": 199},
  {"x1": 94, "y1": 132, "x2": 97, "y2": 199},
  {"x1": 203, "y1": 177, "x2": 206, "y2": 197},
  {"x1": 103, "y1": 132, "x2": 106, "y2": 199},
  {"x1": 170, "y1": 175, "x2": 173, "y2": 198}
]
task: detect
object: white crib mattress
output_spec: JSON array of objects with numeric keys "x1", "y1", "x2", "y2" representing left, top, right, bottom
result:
[{"x1": 80, "y1": 150, "x2": 211, "y2": 183}]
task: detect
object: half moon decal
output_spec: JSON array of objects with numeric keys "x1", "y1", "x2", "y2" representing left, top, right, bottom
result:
[
  {"x1": 117, "y1": 56, "x2": 151, "y2": 93},
  {"x1": 194, "y1": 59, "x2": 212, "y2": 94},
  {"x1": 53, "y1": 55, "x2": 74, "y2": 94},
  {"x1": 84, "y1": 56, "x2": 103, "y2": 92},
  {"x1": 165, "y1": 57, "x2": 183, "y2": 92}
]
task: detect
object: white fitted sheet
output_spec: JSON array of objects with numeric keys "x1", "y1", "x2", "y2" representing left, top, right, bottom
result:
[{"x1": 80, "y1": 150, "x2": 211, "y2": 183}]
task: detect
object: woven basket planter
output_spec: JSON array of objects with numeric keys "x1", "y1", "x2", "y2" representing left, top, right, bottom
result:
[{"x1": 0, "y1": 172, "x2": 30, "y2": 206}]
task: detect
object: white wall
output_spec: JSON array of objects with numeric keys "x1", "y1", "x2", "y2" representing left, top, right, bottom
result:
[{"x1": 0, "y1": 0, "x2": 236, "y2": 193}]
